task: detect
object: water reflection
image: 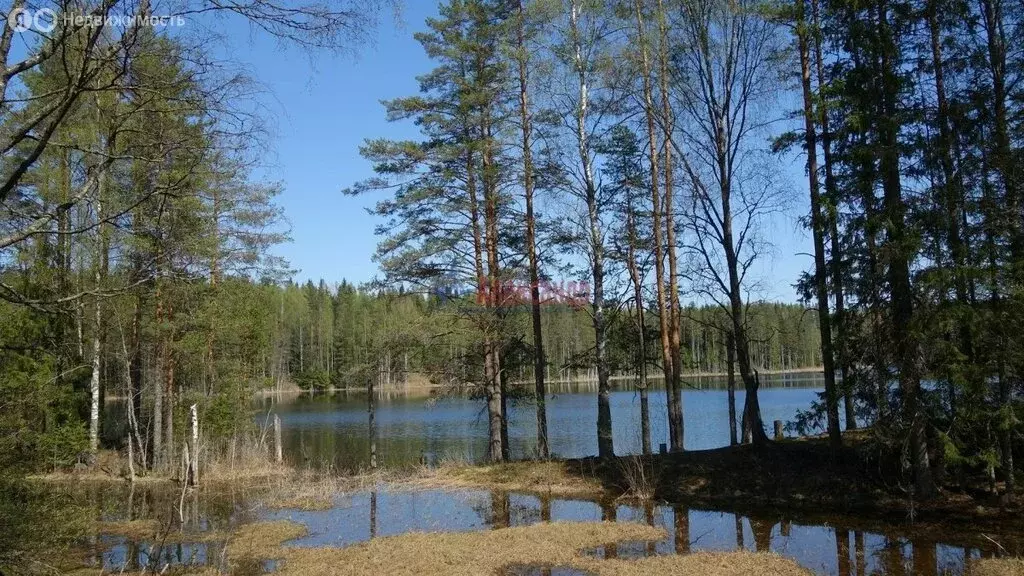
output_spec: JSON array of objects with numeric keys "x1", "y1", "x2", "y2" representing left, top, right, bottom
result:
[
  {"x1": 257, "y1": 488, "x2": 1019, "y2": 576},
  {"x1": 58, "y1": 480, "x2": 1021, "y2": 575},
  {"x1": 54, "y1": 482, "x2": 257, "y2": 573}
]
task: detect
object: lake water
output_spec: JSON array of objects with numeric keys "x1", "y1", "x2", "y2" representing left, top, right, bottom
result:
[
  {"x1": 62, "y1": 374, "x2": 1024, "y2": 575},
  {"x1": 262, "y1": 374, "x2": 841, "y2": 470}
]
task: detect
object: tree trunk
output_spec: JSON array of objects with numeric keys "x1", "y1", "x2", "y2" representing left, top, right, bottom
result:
[
  {"x1": 626, "y1": 207, "x2": 651, "y2": 455},
  {"x1": 500, "y1": 367, "x2": 511, "y2": 461},
  {"x1": 926, "y1": 0, "x2": 973, "y2": 423},
  {"x1": 482, "y1": 109, "x2": 505, "y2": 463},
  {"x1": 515, "y1": 0, "x2": 549, "y2": 460},
  {"x1": 89, "y1": 285, "x2": 101, "y2": 455},
  {"x1": 633, "y1": 0, "x2": 678, "y2": 451},
  {"x1": 979, "y1": 0, "x2": 1019, "y2": 493},
  {"x1": 980, "y1": 0, "x2": 1019, "y2": 261},
  {"x1": 657, "y1": 0, "x2": 684, "y2": 452},
  {"x1": 465, "y1": 111, "x2": 503, "y2": 462},
  {"x1": 274, "y1": 414, "x2": 283, "y2": 464},
  {"x1": 796, "y1": 0, "x2": 842, "y2": 452},
  {"x1": 153, "y1": 280, "x2": 164, "y2": 469},
  {"x1": 727, "y1": 331, "x2": 738, "y2": 446},
  {"x1": 189, "y1": 404, "x2": 199, "y2": 486},
  {"x1": 568, "y1": 0, "x2": 612, "y2": 459},
  {"x1": 368, "y1": 377, "x2": 377, "y2": 469},
  {"x1": 810, "y1": 0, "x2": 856, "y2": 430},
  {"x1": 877, "y1": 0, "x2": 935, "y2": 499},
  {"x1": 719, "y1": 146, "x2": 767, "y2": 444},
  {"x1": 164, "y1": 347, "x2": 175, "y2": 473}
]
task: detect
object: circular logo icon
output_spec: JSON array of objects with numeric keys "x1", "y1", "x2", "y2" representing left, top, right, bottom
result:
[
  {"x1": 33, "y1": 7, "x2": 56, "y2": 33},
  {"x1": 7, "y1": 6, "x2": 31, "y2": 32}
]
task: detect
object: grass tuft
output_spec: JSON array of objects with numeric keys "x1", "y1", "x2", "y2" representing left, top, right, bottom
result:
[
  {"x1": 971, "y1": 557, "x2": 1024, "y2": 576},
  {"x1": 409, "y1": 460, "x2": 606, "y2": 498}
]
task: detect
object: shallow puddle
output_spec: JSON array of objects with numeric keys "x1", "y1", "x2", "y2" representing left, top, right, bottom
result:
[{"x1": 98, "y1": 538, "x2": 227, "y2": 571}]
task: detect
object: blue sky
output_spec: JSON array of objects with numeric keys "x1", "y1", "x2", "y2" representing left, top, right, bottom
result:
[
  {"x1": 208, "y1": 2, "x2": 440, "y2": 288},
  {"x1": 214, "y1": 2, "x2": 812, "y2": 303}
]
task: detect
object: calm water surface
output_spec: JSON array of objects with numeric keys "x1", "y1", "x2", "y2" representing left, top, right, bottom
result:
[
  {"x1": 263, "y1": 375, "x2": 841, "y2": 470},
  {"x1": 71, "y1": 483, "x2": 1020, "y2": 575}
]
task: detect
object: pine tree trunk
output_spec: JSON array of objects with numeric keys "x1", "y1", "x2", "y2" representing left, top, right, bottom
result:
[
  {"x1": 1000, "y1": 372, "x2": 1015, "y2": 495},
  {"x1": 482, "y1": 101, "x2": 505, "y2": 462},
  {"x1": 927, "y1": 0, "x2": 973, "y2": 422},
  {"x1": 876, "y1": 0, "x2": 934, "y2": 499},
  {"x1": 980, "y1": 0, "x2": 1019, "y2": 491},
  {"x1": 633, "y1": 0, "x2": 677, "y2": 451},
  {"x1": 810, "y1": 0, "x2": 856, "y2": 430},
  {"x1": 516, "y1": 0, "x2": 548, "y2": 459},
  {"x1": 796, "y1": 0, "x2": 842, "y2": 452},
  {"x1": 657, "y1": 0, "x2": 684, "y2": 452}
]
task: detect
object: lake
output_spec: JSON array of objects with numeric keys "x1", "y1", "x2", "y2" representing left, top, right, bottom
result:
[
  {"x1": 60, "y1": 374, "x2": 1024, "y2": 575},
  {"x1": 261, "y1": 374, "x2": 842, "y2": 470}
]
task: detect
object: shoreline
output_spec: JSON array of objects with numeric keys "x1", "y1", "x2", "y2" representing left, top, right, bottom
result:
[
  {"x1": 30, "y1": 434, "x2": 1020, "y2": 531},
  {"x1": 253, "y1": 366, "x2": 827, "y2": 396}
]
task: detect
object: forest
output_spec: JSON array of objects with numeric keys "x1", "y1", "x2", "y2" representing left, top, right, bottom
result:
[
  {"x1": 0, "y1": 0, "x2": 1021, "y2": 513},
  {"x1": 275, "y1": 282, "x2": 823, "y2": 391}
]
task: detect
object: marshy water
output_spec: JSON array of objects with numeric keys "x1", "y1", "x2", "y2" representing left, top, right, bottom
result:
[
  {"x1": 53, "y1": 482, "x2": 1022, "y2": 575},
  {"x1": 66, "y1": 376, "x2": 1019, "y2": 574},
  {"x1": 263, "y1": 373, "x2": 839, "y2": 470}
]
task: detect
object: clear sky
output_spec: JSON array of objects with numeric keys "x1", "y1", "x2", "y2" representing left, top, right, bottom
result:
[{"x1": 213, "y1": 1, "x2": 813, "y2": 303}]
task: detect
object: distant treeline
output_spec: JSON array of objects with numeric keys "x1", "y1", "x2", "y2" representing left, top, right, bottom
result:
[{"x1": 272, "y1": 281, "x2": 822, "y2": 390}]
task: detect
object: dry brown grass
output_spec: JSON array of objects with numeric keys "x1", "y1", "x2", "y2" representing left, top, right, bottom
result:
[
  {"x1": 29, "y1": 442, "x2": 291, "y2": 486},
  {"x1": 408, "y1": 460, "x2": 606, "y2": 498},
  {"x1": 93, "y1": 519, "x2": 162, "y2": 538},
  {"x1": 237, "y1": 466, "x2": 399, "y2": 511},
  {"x1": 224, "y1": 519, "x2": 811, "y2": 576},
  {"x1": 241, "y1": 520, "x2": 663, "y2": 575},
  {"x1": 250, "y1": 472, "x2": 347, "y2": 511},
  {"x1": 972, "y1": 557, "x2": 1024, "y2": 576},
  {"x1": 228, "y1": 519, "x2": 308, "y2": 555},
  {"x1": 201, "y1": 438, "x2": 290, "y2": 483},
  {"x1": 35, "y1": 450, "x2": 606, "y2": 507},
  {"x1": 615, "y1": 456, "x2": 658, "y2": 501}
]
